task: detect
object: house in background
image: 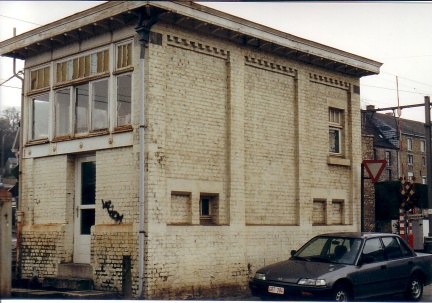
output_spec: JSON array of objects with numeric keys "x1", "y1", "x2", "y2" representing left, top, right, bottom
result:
[
  {"x1": 4, "y1": 157, "x2": 18, "y2": 177},
  {"x1": 0, "y1": 1, "x2": 381, "y2": 299},
  {"x1": 361, "y1": 107, "x2": 428, "y2": 246},
  {"x1": 363, "y1": 106, "x2": 427, "y2": 183}
]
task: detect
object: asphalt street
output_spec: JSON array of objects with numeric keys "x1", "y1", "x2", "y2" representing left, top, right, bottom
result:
[{"x1": 225, "y1": 284, "x2": 432, "y2": 301}]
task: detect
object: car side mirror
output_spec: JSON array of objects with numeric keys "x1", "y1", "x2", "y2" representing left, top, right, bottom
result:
[
  {"x1": 290, "y1": 250, "x2": 297, "y2": 257},
  {"x1": 358, "y1": 255, "x2": 374, "y2": 266}
]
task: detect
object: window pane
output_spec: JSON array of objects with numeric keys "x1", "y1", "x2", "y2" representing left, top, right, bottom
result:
[
  {"x1": 117, "y1": 74, "x2": 131, "y2": 126},
  {"x1": 329, "y1": 129, "x2": 340, "y2": 153},
  {"x1": 55, "y1": 89, "x2": 71, "y2": 136},
  {"x1": 81, "y1": 209, "x2": 95, "y2": 235},
  {"x1": 361, "y1": 238, "x2": 385, "y2": 262},
  {"x1": 76, "y1": 84, "x2": 89, "y2": 133},
  {"x1": 67, "y1": 60, "x2": 73, "y2": 81},
  {"x1": 201, "y1": 199, "x2": 210, "y2": 216},
  {"x1": 92, "y1": 79, "x2": 109, "y2": 130},
  {"x1": 81, "y1": 161, "x2": 96, "y2": 205},
  {"x1": 382, "y1": 237, "x2": 403, "y2": 260},
  {"x1": 31, "y1": 71, "x2": 37, "y2": 90},
  {"x1": 32, "y1": 94, "x2": 49, "y2": 139}
]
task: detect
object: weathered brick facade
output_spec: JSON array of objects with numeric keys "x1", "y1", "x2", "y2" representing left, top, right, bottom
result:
[{"x1": 0, "y1": 1, "x2": 381, "y2": 299}]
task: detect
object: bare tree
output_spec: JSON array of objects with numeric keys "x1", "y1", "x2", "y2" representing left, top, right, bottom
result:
[
  {"x1": 2, "y1": 106, "x2": 20, "y2": 132},
  {"x1": 1, "y1": 107, "x2": 20, "y2": 177}
]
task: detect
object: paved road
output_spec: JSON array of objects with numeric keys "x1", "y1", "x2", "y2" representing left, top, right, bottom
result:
[{"x1": 227, "y1": 284, "x2": 432, "y2": 301}]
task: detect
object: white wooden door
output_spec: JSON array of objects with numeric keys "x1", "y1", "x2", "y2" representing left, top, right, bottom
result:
[{"x1": 74, "y1": 156, "x2": 96, "y2": 263}]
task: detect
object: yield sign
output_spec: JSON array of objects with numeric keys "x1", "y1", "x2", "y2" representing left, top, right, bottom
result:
[{"x1": 362, "y1": 160, "x2": 387, "y2": 183}]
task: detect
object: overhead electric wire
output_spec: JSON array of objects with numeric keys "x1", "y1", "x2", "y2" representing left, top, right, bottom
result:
[
  {"x1": 0, "y1": 75, "x2": 15, "y2": 86},
  {"x1": 0, "y1": 14, "x2": 41, "y2": 26},
  {"x1": 0, "y1": 84, "x2": 21, "y2": 90}
]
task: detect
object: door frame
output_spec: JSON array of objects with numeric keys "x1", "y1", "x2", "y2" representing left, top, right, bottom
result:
[{"x1": 73, "y1": 155, "x2": 96, "y2": 263}]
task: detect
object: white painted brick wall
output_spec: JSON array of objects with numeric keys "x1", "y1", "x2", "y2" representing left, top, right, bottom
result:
[{"x1": 19, "y1": 21, "x2": 362, "y2": 299}]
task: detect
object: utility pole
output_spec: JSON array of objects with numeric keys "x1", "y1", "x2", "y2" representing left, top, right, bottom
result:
[{"x1": 425, "y1": 97, "x2": 432, "y2": 238}]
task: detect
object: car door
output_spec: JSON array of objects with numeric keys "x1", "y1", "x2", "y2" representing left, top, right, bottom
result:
[
  {"x1": 350, "y1": 238, "x2": 390, "y2": 299},
  {"x1": 382, "y1": 236, "x2": 414, "y2": 290}
]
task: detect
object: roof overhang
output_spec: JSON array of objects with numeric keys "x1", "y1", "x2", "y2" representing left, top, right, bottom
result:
[{"x1": 0, "y1": 1, "x2": 382, "y2": 77}]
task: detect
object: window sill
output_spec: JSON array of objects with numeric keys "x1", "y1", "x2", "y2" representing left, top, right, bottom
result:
[
  {"x1": 328, "y1": 155, "x2": 351, "y2": 166},
  {"x1": 26, "y1": 138, "x2": 49, "y2": 146},
  {"x1": 113, "y1": 125, "x2": 133, "y2": 133}
]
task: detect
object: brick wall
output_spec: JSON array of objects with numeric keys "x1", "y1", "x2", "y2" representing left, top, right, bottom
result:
[{"x1": 362, "y1": 134, "x2": 376, "y2": 231}]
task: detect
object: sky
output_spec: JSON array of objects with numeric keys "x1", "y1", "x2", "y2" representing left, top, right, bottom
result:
[{"x1": 1, "y1": 1, "x2": 432, "y2": 122}]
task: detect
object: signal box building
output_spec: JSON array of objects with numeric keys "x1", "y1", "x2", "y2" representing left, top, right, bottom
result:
[{"x1": 0, "y1": 1, "x2": 381, "y2": 299}]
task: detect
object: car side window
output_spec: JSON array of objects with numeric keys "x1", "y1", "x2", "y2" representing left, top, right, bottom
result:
[
  {"x1": 361, "y1": 238, "x2": 385, "y2": 263},
  {"x1": 397, "y1": 237, "x2": 414, "y2": 257},
  {"x1": 382, "y1": 237, "x2": 403, "y2": 260}
]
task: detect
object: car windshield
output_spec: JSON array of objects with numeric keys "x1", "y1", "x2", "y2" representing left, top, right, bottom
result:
[{"x1": 292, "y1": 236, "x2": 362, "y2": 265}]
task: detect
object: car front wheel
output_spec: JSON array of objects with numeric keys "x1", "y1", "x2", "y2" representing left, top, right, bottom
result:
[
  {"x1": 332, "y1": 283, "x2": 352, "y2": 302},
  {"x1": 405, "y1": 274, "x2": 423, "y2": 302}
]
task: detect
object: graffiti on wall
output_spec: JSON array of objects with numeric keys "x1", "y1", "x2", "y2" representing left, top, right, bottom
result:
[{"x1": 101, "y1": 199, "x2": 123, "y2": 223}]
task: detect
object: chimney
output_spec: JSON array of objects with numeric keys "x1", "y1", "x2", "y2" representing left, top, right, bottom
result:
[{"x1": 366, "y1": 105, "x2": 375, "y2": 111}]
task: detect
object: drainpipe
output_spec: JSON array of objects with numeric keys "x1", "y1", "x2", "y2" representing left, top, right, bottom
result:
[
  {"x1": 135, "y1": 9, "x2": 161, "y2": 299},
  {"x1": 12, "y1": 27, "x2": 24, "y2": 285}
]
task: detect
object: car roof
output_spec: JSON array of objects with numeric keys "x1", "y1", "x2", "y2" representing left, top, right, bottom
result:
[{"x1": 317, "y1": 232, "x2": 399, "y2": 240}]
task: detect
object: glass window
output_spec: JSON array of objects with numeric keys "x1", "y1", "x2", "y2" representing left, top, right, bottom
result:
[
  {"x1": 329, "y1": 128, "x2": 340, "y2": 153},
  {"x1": 421, "y1": 140, "x2": 426, "y2": 153},
  {"x1": 117, "y1": 74, "x2": 132, "y2": 126},
  {"x1": 329, "y1": 108, "x2": 343, "y2": 154},
  {"x1": 81, "y1": 161, "x2": 96, "y2": 205},
  {"x1": 56, "y1": 49, "x2": 108, "y2": 84},
  {"x1": 408, "y1": 154, "x2": 414, "y2": 165},
  {"x1": 55, "y1": 88, "x2": 71, "y2": 137},
  {"x1": 407, "y1": 138, "x2": 413, "y2": 151},
  {"x1": 30, "y1": 66, "x2": 50, "y2": 91},
  {"x1": 116, "y1": 43, "x2": 132, "y2": 69},
  {"x1": 31, "y1": 94, "x2": 49, "y2": 140},
  {"x1": 91, "y1": 79, "x2": 109, "y2": 131},
  {"x1": 385, "y1": 151, "x2": 391, "y2": 166},
  {"x1": 76, "y1": 84, "x2": 89, "y2": 134},
  {"x1": 397, "y1": 237, "x2": 414, "y2": 257},
  {"x1": 80, "y1": 161, "x2": 96, "y2": 235},
  {"x1": 382, "y1": 237, "x2": 403, "y2": 260},
  {"x1": 200, "y1": 198, "x2": 210, "y2": 216},
  {"x1": 361, "y1": 238, "x2": 385, "y2": 263}
]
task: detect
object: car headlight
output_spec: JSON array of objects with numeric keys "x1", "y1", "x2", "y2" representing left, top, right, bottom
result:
[
  {"x1": 254, "y1": 273, "x2": 266, "y2": 280},
  {"x1": 298, "y1": 278, "x2": 326, "y2": 286}
]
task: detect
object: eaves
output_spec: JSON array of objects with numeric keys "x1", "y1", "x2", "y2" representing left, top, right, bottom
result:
[{"x1": 0, "y1": 1, "x2": 382, "y2": 77}]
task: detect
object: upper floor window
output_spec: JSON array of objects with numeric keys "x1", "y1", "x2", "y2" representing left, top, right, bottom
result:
[
  {"x1": 30, "y1": 66, "x2": 50, "y2": 91},
  {"x1": 116, "y1": 74, "x2": 132, "y2": 127},
  {"x1": 28, "y1": 41, "x2": 133, "y2": 142},
  {"x1": 421, "y1": 140, "x2": 426, "y2": 153},
  {"x1": 385, "y1": 151, "x2": 391, "y2": 166},
  {"x1": 56, "y1": 49, "x2": 109, "y2": 84},
  {"x1": 408, "y1": 154, "x2": 414, "y2": 165},
  {"x1": 407, "y1": 138, "x2": 413, "y2": 151},
  {"x1": 329, "y1": 108, "x2": 343, "y2": 154},
  {"x1": 31, "y1": 94, "x2": 50, "y2": 140},
  {"x1": 116, "y1": 42, "x2": 132, "y2": 70},
  {"x1": 199, "y1": 194, "x2": 219, "y2": 225}
]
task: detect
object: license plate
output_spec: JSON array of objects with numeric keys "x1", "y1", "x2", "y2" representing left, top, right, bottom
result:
[{"x1": 268, "y1": 286, "x2": 284, "y2": 295}]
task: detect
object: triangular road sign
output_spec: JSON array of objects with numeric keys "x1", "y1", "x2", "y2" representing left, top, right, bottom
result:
[{"x1": 362, "y1": 160, "x2": 387, "y2": 183}]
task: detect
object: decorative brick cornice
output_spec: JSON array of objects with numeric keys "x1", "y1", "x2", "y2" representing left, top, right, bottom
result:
[
  {"x1": 244, "y1": 55, "x2": 296, "y2": 77},
  {"x1": 309, "y1": 73, "x2": 351, "y2": 90},
  {"x1": 167, "y1": 35, "x2": 229, "y2": 59}
]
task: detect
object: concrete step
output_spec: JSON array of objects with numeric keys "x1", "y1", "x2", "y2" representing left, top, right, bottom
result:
[
  {"x1": 57, "y1": 263, "x2": 93, "y2": 279},
  {"x1": 42, "y1": 277, "x2": 93, "y2": 291}
]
